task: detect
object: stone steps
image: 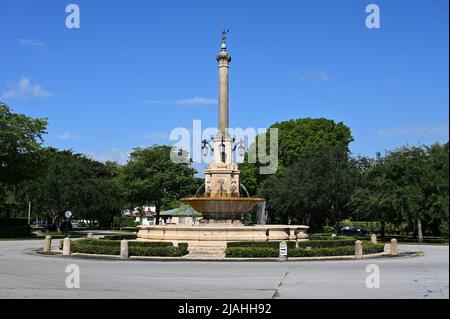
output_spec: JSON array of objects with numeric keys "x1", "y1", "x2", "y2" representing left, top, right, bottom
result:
[{"x1": 187, "y1": 243, "x2": 226, "y2": 258}]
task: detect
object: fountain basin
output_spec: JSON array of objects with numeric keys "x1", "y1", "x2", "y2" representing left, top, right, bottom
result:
[
  {"x1": 179, "y1": 197, "x2": 264, "y2": 214},
  {"x1": 179, "y1": 197, "x2": 265, "y2": 223}
]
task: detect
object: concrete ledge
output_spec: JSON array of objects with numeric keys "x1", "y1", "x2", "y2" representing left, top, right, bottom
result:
[{"x1": 33, "y1": 248, "x2": 422, "y2": 262}]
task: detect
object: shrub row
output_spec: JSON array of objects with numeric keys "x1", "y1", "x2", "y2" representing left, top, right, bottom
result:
[
  {"x1": 308, "y1": 235, "x2": 355, "y2": 241},
  {"x1": 76, "y1": 238, "x2": 172, "y2": 248},
  {"x1": 60, "y1": 239, "x2": 189, "y2": 256},
  {"x1": 129, "y1": 243, "x2": 188, "y2": 257},
  {"x1": 225, "y1": 242, "x2": 385, "y2": 258},
  {"x1": 227, "y1": 241, "x2": 297, "y2": 249},
  {"x1": 297, "y1": 239, "x2": 357, "y2": 248},
  {"x1": 227, "y1": 238, "x2": 356, "y2": 249},
  {"x1": 101, "y1": 234, "x2": 137, "y2": 240}
]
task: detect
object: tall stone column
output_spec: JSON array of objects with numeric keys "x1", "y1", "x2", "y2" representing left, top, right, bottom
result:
[
  {"x1": 216, "y1": 30, "x2": 231, "y2": 138},
  {"x1": 204, "y1": 30, "x2": 240, "y2": 200}
]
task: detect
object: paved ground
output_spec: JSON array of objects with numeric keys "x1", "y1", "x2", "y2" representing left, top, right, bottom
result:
[{"x1": 0, "y1": 240, "x2": 448, "y2": 298}]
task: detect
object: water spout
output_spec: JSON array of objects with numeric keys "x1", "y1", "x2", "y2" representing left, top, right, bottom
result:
[
  {"x1": 194, "y1": 184, "x2": 205, "y2": 197},
  {"x1": 239, "y1": 184, "x2": 250, "y2": 198}
]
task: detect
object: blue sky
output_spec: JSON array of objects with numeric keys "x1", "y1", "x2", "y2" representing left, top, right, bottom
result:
[{"x1": 0, "y1": 0, "x2": 448, "y2": 167}]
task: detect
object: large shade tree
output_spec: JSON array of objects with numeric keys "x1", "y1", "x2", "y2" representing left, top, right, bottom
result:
[
  {"x1": 0, "y1": 102, "x2": 47, "y2": 218},
  {"x1": 239, "y1": 118, "x2": 353, "y2": 195},
  {"x1": 23, "y1": 148, "x2": 124, "y2": 227},
  {"x1": 119, "y1": 145, "x2": 199, "y2": 225},
  {"x1": 258, "y1": 144, "x2": 360, "y2": 229},
  {"x1": 351, "y1": 143, "x2": 449, "y2": 241}
]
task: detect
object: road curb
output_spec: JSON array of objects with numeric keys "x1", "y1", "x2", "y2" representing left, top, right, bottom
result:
[{"x1": 32, "y1": 248, "x2": 422, "y2": 262}]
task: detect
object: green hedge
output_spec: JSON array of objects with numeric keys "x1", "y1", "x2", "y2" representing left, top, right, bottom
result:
[
  {"x1": 308, "y1": 235, "x2": 355, "y2": 241},
  {"x1": 0, "y1": 218, "x2": 31, "y2": 238},
  {"x1": 225, "y1": 247, "x2": 279, "y2": 257},
  {"x1": 129, "y1": 246, "x2": 186, "y2": 257},
  {"x1": 61, "y1": 238, "x2": 188, "y2": 256},
  {"x1": 227, "y1": 238, "x2": 357, "y2": 250},
  {"x1": 288, "y1": 246, "x2": 355, "y2": 257},
  {"x1": 227, "y1": 241, "x2": 297, "y2": 249},
  {"x1": 101, "y1": 234, "x2": 137, "y2": 240},
  {"x1": 71, "y1": 241, "x2": 120, "y2": 255},
  {"x1": 71, "y1": 238, "x2": 172, "y2": 248},
  {"x1": 363, "y1": 242, "x2": 385, "y2": 254},
  {"x1": 225, "y1": 241, "x2": 385, "y2": 258},
  {"x1": 297, "y1": 239, "x2": 357, "y2": 248}
]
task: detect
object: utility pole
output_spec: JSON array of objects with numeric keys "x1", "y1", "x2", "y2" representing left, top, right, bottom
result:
[{"x1": 28, "y1": 200, "x2": 31, "y2": 225}]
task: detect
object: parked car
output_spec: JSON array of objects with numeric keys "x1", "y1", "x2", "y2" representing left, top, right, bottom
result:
[{"x1": 335, "y1": 225, "x2": 363, "y2": 236}]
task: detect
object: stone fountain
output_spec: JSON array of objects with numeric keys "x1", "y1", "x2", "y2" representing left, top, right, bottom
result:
[{"x1": 137, "y1": 31, "x2": 309, "y2": 256}]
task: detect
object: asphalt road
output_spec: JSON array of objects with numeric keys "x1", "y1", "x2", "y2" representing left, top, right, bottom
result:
[{"x1": 0, "y1": 240, "x2": 448, "y2": 299}]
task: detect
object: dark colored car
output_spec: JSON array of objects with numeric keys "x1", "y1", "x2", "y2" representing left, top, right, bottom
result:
[{"x1": 336, "y1": 225, "x2": 363, "y2": 236}]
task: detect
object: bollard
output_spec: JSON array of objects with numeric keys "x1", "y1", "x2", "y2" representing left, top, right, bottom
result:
[
  {"x1": 63, "y1": 237, "x2": 71, "y2": 255},
  {"x1": 43, "y1": 235, "x2": 52, "y2": 252},
  {"x1": 279, "y1": 241, "x2": 287, "y2": 261},
  {"x1": 87, "y1": 232, "x2": 93, "y2": 238},
  {"x1": 371, "y1": 233, "x2": 377, "y2": 244},
  {"x1": 390, "y1": 238, "x2": 398, "y2": 256},
  {"x1": 355, "y1": 240, "x2": 363, "y2": 259},
  {"x1": 120, "y1": 239, "x2": 129, "y2": 259}
]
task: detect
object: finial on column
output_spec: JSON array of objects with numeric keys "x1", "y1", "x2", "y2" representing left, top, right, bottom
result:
[
  {"x1": 217, "y1": 29, "x2": 231, "y2": 62},
  {"x1": 221, "y1": 29, "x2": 229, "y2": 51}
]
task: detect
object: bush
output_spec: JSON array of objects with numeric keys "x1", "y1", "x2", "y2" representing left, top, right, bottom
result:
[
  {"x1": 308, "y1": 235, "x2": 355, "y2": 241},
  {"x1": 225, "y1": 241, "x2": 385, "y2": 258},
  {"x1": 288, "y1": 246, "x2": 356, "y2": 257},
  {"x1": 129, "y1": 245, "x2": 188, "y2": 257},
  {"x1": 177, "y1": 242, "x2": 189, "y2": 255},
  {"x1": 322, "y1": 226, "x2": 335, "y2": 233},
  {"x1": 227, "y1": 241, "x2": 297, "y2": 249},
  {"x1": 0, "y1": 218, "x2": 31, "y2": 238},
  {"x1": 112, "y1": 216, "x2": 139, "y2": 229},
  {"x1": 225, "y1": 247, "x2": 279, "y2": 257},
  {"x1": 363, "y1": 242, "x2": 385, "y2": 254},
  {"x1": 72, "y1": 241, "x2": 120, "y2": 255},
  {"x1": 62, "y1": 238, "x2": 188, "y2": 256},
  {"x1": 101, "y1": 234, "x2": 137, "y2": 240},
  {"x1": 297, "y1": 239, "x2": 357, "y2": 248}
]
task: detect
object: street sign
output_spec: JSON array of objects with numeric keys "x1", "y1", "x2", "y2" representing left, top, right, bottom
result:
[
  {"x1": 279, "y1": 241, "x2": 287, "y2": 256},
  {"x1": 65, "y1": 211, "x2": 72, "y2": 219}
]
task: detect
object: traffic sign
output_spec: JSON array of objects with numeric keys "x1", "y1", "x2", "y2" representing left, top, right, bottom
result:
[{"x1": 279, "y1": 241, "x2": 287, "y2": 256}]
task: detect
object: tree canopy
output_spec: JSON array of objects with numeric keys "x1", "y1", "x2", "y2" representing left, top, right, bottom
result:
[
  {"x1": 1, "y1": 102, "x2": 447, "y2": 238},
  {"x1": 258, "y1": 144, "x2": 360, "y2": 229},
  {"x1": 119, "y1": 145, "x2": 199, "y2": 224},
  {"x1": 1, "y1": 103, "x2": 47, "y2": 217},
  {"x1": 239, "y1": 118, "x2": 353, "y2": 195},
  {"x1": 21, "y1": 148, "x2": 124, "y2": 227},
  {"x1": 351, "y1": 143, "x2": 449, "y2": 240}
]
